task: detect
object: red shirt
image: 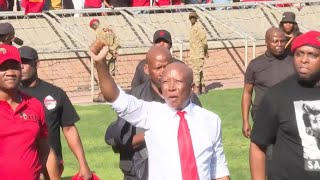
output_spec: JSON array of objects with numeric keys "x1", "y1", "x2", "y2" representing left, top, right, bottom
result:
[
  {"x1": 0, "y1": 93, "x2": 48, "y2": 180},
  {"x1": 132, "y1": 0, "x2": 149, "y2": 7},
  {"x1": 0, "y1": 0, "x2": 7, "y2": 11},
  {"x1": 84, "y1": 0, "x2": 102, "y2": 8},
  {"x1": 153, "y1": 0, "x2": 181, "y2": 6}
]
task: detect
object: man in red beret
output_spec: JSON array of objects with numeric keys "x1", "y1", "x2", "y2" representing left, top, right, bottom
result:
[{"x1": 250, "y1": 31, "x2": 320, "y2": 180}]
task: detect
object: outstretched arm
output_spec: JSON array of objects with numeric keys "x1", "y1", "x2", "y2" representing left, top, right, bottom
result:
[
  {"x1": 241, "y1": 83, "x2": 253, "y2": 138},
  {"x1": 90, "y1": 40, "x2": 151, "y2": 129},
  {"x1": 63, "y1": 125, "x2": 92, "y2": 180},
  {"x1": 90, "y1": 40, "x2": 119, "y2": 102}
]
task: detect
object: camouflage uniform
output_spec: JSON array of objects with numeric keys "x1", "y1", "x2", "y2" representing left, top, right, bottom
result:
[
  {"x1": 189, "y1": 21, "x2": 207, "y2": 87},
  {"x1": 95, "y1": 25, "x2": 119, "y2": 76}
]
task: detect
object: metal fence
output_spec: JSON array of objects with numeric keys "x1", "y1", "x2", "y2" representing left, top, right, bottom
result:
[{"x1": 0, "y1": 1, "x2": 319, "y2": 99}]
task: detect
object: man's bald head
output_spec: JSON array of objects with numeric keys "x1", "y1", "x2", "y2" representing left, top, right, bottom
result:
[
  {"x1": 265, "y1": 27, "x2": 284, "y2": 42},
  {"x1": 265, "y1": 27, "x2": 286, "y2": 56},
  {"x1": 146, "y1": 46, "x2": 173, "y2": 65},
  {"x1": 145, "y1": 46, "x2": 173, "y2": 88}
]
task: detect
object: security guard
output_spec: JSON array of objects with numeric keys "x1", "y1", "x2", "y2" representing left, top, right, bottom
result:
[
  {"x1": 0, "y1": 22, "x2": 24, "y2": 46},
  {"x1": 89, "y1": 19, "x2": 120, "y2": 102},
  {"x1": 189, "y1": 12, "x2": 208, "y2": 95}
]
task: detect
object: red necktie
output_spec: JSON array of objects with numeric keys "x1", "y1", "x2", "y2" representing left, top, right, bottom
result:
[{"x1": 177, "y1": 111, "x2": 199, "y2": 180}]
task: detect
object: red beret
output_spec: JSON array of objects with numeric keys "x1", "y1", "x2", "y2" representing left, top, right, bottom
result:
[
  {"x1": 71, "y1": 173, "x2": 101, "y2": 180},
  {"x1": 89, "y1": 19, "x2": 99, "y2": 27},
  {"x1": 291, "y1": 31, "x2": 320, "y2": 53},
  {"x1": 0, "y1": 44, "x2": 21, "y2": 65}
]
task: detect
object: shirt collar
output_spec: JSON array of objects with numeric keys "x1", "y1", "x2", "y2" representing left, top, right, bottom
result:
[
  {"x1": 182, "y1": 101, "x2": 194, "y2": 114},
  {"x1": 167, "y1": 100, "x2": 194, "y2": 118},
  {"x1": 0, "y1": 91, "x2": 30, "y2": 113},
  {"x1": 265, "y1": 50, "x2": 287, "y2": 61}
]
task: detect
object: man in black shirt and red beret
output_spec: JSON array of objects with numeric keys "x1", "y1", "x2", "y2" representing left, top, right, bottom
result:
[{"x1": 250, "y1": 31, "x2": 320, "y2": 180}]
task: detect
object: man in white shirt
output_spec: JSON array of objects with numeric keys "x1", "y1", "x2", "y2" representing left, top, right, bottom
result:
[{"x1": 90, "y1": 40, "x2": 230, "y2": 180}]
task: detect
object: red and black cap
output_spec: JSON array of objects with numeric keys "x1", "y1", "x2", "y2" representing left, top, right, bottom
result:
[
  {"x1": 0, "y1": 44, "x2": 21, "y2": 65},
  {"x1": 153, "y1": 30, "x2": 172, "y2": 45}
]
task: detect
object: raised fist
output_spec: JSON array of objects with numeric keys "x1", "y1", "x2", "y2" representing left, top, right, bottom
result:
[{"x1": 90, "y1": 40, "x2": 106, "y2": 55}]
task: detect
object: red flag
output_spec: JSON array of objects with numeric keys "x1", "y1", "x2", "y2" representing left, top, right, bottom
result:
[{"x1": 24, "y1": 0, "x2": 45, "y2": 14}]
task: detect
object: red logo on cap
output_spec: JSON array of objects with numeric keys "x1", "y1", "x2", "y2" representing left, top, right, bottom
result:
[
  {"x1": 0, "y1": 48, "x2": 7, "y2": 55},
  {"x1": 317, "y1": 36, "x2": 320, "y2": 42},
  {"x1": 159, "y1": 31, "x2": 165, "y2": 36}
]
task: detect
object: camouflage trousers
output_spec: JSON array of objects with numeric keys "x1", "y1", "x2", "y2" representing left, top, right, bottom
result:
[
  {"x1": 107, "y1": 57, "x2": 116, "y2": 76},
  {"x1": 189, "y1": 58, "x2": 204, "y2": 86}
]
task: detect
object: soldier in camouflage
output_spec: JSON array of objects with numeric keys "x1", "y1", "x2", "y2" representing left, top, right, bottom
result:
[
  {"x1": 89, "y1": 18, "x2": 120, "y2": 102},
  {"x1": 189, "y1": 12, "x2": 208, "y2": 95}
]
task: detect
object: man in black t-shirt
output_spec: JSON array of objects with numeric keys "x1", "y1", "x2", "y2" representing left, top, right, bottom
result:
[
  {"x1": 18, "y1": 46, "x2": 93, "y2": 180},
  {"x1": 105, "y1": 46, "x2": 202, "y2": 180},
  {"x1": 241, "y1": 27, "x2": 295, "y2": 138},
  {"x1": 250, "y1": 31, "x2": 320, "y2": 180}
]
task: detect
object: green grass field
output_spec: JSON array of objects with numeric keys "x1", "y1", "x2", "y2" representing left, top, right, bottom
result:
[{"x1": 61, "y1": 88, "x2": 251, "y2": 180}]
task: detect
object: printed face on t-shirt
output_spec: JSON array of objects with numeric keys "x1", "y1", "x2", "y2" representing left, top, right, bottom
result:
[
  {"x1": 303, "y1": 104, "x2": 320, "y2": 139},
  {"x1": 294, "y1": 100, "x2": 320, "y2": 171}
]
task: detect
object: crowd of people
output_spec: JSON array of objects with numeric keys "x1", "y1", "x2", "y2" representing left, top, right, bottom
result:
[
  {"x1": 0, "y1": 0, "x2": 233, "y2": 12},
  {"x1": 1, "y1": 9, "x2": 320, "y2": 180}
]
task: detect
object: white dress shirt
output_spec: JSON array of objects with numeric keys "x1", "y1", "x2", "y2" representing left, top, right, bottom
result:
[{"x1": 111, "y1": 89, "x2": 230, "y2": 180}]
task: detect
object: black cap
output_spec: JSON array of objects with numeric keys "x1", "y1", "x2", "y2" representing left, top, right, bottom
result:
[
  {"x1": 0, "y1": 22, "x2": 15, "y2": 35},
  {"x1": 153, "y1": 30, "x2": 172, "y2": 45},
  {"x1": 19, "y1": 46, "x2": 39, "y2": 60},
  {"x1": 0, "y1": 22, "x2": 23, "y2": 46},
  {"x1": 0, "y1": 22, "x2": 24, "y2": 46},
  {"x1": 280, "y1": 12, "x2": 297, "y2": 24}
]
